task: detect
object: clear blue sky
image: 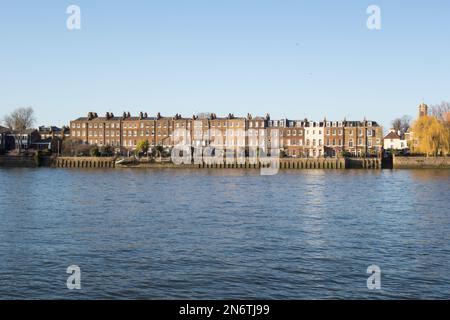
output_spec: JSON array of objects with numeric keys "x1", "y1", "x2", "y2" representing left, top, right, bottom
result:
[{"x1": 0, "y1": 0, "x2": 449, "y2": 129}]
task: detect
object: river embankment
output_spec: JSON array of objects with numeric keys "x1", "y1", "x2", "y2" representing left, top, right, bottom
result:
[
  {"x1": 3, "y1": 155, "x2": 450, "y2": 169},
  {"x1": 393, "y1": 155, "x2": 450, "y2": 169}
]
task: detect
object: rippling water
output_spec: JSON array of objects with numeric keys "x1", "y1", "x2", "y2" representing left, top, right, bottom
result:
[{"x1": 0, "y1": 168, "x2": 449, "y2": 299}]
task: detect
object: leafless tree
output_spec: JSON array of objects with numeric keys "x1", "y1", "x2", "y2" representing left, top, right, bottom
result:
[
  {"x1": 391, "y1": 115, "x2": 412, "y2": 136},
  {"x1": 430, "y1": 101, "x2": 450, "y2": 122},
  {"x1": 3, "y1": 107, "x2": 35, "y2": 152}
]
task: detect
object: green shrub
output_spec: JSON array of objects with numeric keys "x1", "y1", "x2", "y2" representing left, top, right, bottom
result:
[{"x1": 89, "y1": 146, "x2": 100, "y2": 157}]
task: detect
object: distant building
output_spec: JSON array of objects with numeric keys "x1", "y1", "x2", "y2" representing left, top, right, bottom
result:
[
  {"x1": 8, "y1": 129, "x2": 40, "y2": 150},
  {"x1": 282, "y1": 119, "x2": 305, "y2": 158},
  {"x1": 0, "y1": 126, "x2": 14, "y2": 152},
  {"x1": 324, "y1": 120, "x2": 344, "y2": 157},
  {"x1": 38, "y1": 126, "x2": 71, "y2": 139},
  {"x1": 383, "y1": 129, "x2": 408, "y2": 150},
  {"x1": 304, "y1": 121, "x2": 324, "y2": 158},
  {"x1": 69, "y1": 111, "x2": 383, "y2": 158},
  {"x1": 342, "y1": 120, "x2": 383, "y2": 157},
  {"x1": 36, "y1": 126, "x2": 69, "y2": 152}
]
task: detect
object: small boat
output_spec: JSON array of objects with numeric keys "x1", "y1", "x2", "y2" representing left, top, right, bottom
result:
[{"x1": 115, "y1": 158, "x2": 127, "y2": 165}]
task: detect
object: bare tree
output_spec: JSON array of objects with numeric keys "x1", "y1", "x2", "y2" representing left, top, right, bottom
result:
[
  {"x1": 391, "y1": 115, "x2": 412, "y2": 136},
  {"x1": 3, "y1": 107, "x2": 35, "y2": 152},
  {"x1": 391, "y1": 118, "x2": 402, "y2": 133},
  {"x1": 430, "y1": 101, "x2": 450, "y2": 122}
]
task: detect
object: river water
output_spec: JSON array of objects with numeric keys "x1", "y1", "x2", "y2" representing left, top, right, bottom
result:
[{"x1": 0, "y1": 168, "x2": 449, "y2": 299}]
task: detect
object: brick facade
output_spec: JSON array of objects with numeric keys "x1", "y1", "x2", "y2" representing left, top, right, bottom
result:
[{"x1": 70, "y1": 112, "x2": 383, "y2": 157}]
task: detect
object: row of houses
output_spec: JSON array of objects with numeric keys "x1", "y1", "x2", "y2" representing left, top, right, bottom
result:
[
  {"x1": 70, "y1": 112, "x2": 384, "y2": 157},
  {"x1": 0, "y1": 125, "x2": 70, "y2": 153}
]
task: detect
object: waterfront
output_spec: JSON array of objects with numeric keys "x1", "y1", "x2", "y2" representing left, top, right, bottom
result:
[{"x1": 0, "y1": 168, "x2": 449, "y2": 299}]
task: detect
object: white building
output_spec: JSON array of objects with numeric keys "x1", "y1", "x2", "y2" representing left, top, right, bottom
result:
[
  {"x1": 305, "y1": 121, "x2": 324, "y2": 157},
  {"x1": 383, "y1": 129, "x2": 408, "y2": 150}
]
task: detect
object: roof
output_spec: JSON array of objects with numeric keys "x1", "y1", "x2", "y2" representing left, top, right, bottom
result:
[
  {"x1": 38, "y1": 126, "x2": 62, "y2": 133},
  {"x1": 9, "y1": 129, "x2": 38, "y2": 135},
  {"x1": 73, "y1": 116, "x2": 124, "y2": 122},
  {"x1": 0, "y1": 126, "x2": 11, "y2": 134},
  {"x1": 384, "y1": 131, "x2": 401, "y2": 140},
  {"x1": 33, "y1": 138, "x2": 53, "y2": 144}
]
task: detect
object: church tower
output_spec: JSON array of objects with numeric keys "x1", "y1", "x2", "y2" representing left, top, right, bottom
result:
[{"x1": 418, "y1": 102, "x2": 428, "y2": 118}]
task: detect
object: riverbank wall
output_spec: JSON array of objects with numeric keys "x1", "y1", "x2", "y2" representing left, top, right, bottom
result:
[
  {"x1": 4, "y1": 155, "x2": 448, "y2": 170},
  {"x1": 52, "y1": 157, "x2": 348, "y2": 169},
  {"x1": 0, "y1": 155, "x2": 37, "y2": 168},
  {"x1": 54, "y1": 157, "x2": 116, "y2": 168},
  {"x1": 393, "y1": 156, "x2": 450, "y2": 169},
  {"x1": 197, "y1": 158, "x2": 346, "y2": 169},
  {"x1": 345, "y1": 158, "x2": 382, "y2": 169}
]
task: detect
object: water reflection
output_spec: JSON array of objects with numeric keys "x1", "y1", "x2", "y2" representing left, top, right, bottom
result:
[{"x1": 0, "y1": 168, "x2": 449, "y2": 299}]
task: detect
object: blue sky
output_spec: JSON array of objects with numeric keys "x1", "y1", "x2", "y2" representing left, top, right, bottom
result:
[{"x1": 0, "y1": 0, "x2": 449, "y2": 129}]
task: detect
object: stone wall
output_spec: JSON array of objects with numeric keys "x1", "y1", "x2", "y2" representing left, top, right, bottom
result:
[
  {"x1": 0, "y1": 156, "x2": 36, "y2": 168},
  {"x1": 393, "y1": 156, "x2": 450, "y2": 169},
  {"x1": 53, "y1": 157, "x2": 358, "y2": 170}
]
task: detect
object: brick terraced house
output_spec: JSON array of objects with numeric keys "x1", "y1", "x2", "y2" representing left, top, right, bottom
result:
[{"x1": 70, "y1": 112, "x2": 383, "y2": 157}]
